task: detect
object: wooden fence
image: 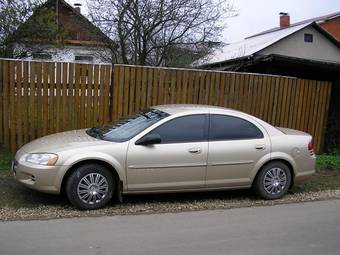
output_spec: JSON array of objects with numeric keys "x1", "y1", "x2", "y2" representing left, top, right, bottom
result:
[{"x1": 0, "y1": 59, "x2": 332, "y2": 154}]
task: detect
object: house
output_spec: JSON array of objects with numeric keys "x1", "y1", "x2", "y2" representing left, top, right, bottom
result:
[
  {"x1": 14, "y1": 0, "x2": 114, "y2": 63},
  {"x1": 197, "y1": 11, "x2": 340, "y2": 152},
  {"x1": 198, "y1": 12, "x2": 340, "y2": 80}
]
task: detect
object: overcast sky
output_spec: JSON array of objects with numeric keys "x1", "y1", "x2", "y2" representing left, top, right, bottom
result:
[{"x1": 66, "y1": 0, "x2": 340, "y2": 43}]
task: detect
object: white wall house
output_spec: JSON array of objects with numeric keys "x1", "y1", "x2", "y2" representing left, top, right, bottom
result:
[
  {"x1": 14, "y1": 0, "x2": 114, "y2": 64},
  {"x1": 16, "y1": 44, "x2": 112, "y2": 64},
  {"x1": 198, "y1": 12, "x2": 340, "y2": 69}
]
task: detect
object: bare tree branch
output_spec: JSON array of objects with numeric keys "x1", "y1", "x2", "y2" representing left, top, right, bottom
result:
[{"x1": 87, "y1": 0, "x2": 237, "y2": 66}]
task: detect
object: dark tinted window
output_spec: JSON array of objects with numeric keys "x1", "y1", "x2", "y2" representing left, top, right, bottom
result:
[
  {"x1": 209, "y1": 114, "x2": 263, "y2": 141},
  {"x1": 304, "y1": 33, "x2": 313, "y2": 43},
  {"x1": 149, "y1": 115, "x2": 207, "y2": 143}
]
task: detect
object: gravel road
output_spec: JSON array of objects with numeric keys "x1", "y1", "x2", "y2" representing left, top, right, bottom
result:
[{"x1": 1, "y1": 189, "x2": 340, "y2": 221}]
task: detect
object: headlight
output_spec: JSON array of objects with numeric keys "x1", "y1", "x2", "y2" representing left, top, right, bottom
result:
[{"x1": 25, "y1": 153, "x2": 58, "y2": 166}]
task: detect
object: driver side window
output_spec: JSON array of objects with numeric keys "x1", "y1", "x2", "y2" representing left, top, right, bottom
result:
[{"x1": 148, "y1": 114, "x2": 208, "y2": 144}]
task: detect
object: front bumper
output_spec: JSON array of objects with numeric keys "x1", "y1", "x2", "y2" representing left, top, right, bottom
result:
[{"x1": 13, "y1": 150, "x2": 62, "y2": 194}]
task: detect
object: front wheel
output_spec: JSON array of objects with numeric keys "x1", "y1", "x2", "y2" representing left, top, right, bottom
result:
[
  {"x1": 66, "y1": 164, "x2": 115, "y2": 210},
  {"x1": 253, "y1": 161, "x2": 292, "y2": 200}
]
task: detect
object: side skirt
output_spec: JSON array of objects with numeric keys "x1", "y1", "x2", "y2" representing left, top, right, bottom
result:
[{"x1": 122, "y1": 185, "x2": 251, "y2": 195}]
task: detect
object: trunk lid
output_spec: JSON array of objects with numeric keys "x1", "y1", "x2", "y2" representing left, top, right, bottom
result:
[{"x1": 276, "y1": 127, "x2": 310, "y2": 136}]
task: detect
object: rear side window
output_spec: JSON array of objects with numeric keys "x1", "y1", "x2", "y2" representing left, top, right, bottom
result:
[
  {"x1": 148, "y1": 114, "x2": 207, "y2": 143},
  {"x1": 209, "y1": 114, "x2": 263, "y2": 141}
]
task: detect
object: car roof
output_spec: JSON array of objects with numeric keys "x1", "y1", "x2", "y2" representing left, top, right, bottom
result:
[{"x1": 153, "y1": 104, "x2": 239, "y2": 115}]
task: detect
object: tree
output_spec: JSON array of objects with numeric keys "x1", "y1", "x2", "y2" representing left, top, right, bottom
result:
[
  {"x1": 87, "y1": 0, "x2": 236, "y2": 66},
  {"x1": 0, "y1": 0, "x2": 67, "y2": 58}
]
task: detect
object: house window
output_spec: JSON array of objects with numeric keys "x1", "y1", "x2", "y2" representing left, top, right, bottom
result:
[
  {"x1": 75, "y1": 55, "x2": 94, "y2": 62},
  {"x1": 304, "y1": 33, "x2": 313, "y2": 43},
  {"x1": 32, "y1": 53, "x2": 52, "y2": 60}
]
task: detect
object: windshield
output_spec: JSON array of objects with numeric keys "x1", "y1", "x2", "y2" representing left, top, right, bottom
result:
[{"x1": 86, "y1": 109, "x2": 169, "y2": 142}]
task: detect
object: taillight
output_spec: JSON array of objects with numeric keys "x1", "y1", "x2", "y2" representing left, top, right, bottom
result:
[{"x1": 308, "y1": 139, "x2": 314, "y2": 155}]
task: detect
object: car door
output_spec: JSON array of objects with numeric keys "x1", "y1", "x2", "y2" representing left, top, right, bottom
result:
[
  {"x1": 126, "y1": 114, "x2": 209, "y2": 191},
  {"x1": 206, "y1": 114, "x2": 270, "y2": 188}
]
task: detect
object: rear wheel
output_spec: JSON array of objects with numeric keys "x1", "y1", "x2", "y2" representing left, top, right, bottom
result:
[
  {"x1": 66, "y1": 164, "x2": 115, "y2": 210},
  {"x1": 253, "y1": 161, "x2": 292, "y2": 199}
]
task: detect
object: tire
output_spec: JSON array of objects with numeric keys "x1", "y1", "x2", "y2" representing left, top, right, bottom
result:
[
  {"x1": 65, "y1": 164, "x2": 115, "y2": 210},
  {"x1": 253, "y1": 161, "x2": 292, "y2": 200}
]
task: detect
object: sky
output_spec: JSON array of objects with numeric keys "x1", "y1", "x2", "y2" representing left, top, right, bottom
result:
[{"x1": 65, "y1": 0, "x2": 340, "y2": 43}]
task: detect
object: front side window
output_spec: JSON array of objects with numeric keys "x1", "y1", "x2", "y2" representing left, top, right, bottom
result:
[
  {"x1": 148, "y1": 114, "x2": 207, "y2": 144},
  {"x1": 87, "y1": 109, "x2": 169, "y2": 142},
  {"x1": 209, "y1": 114, "x2": 263, "y2": 141}
]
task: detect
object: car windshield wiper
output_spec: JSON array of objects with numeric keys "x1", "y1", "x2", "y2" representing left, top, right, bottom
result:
[
  {"x1": 139, "y1": 111, "x2": 151, "y2": 119},
  {"x1": 87, "y1": 127, "x2": 103, "y2": 139}
]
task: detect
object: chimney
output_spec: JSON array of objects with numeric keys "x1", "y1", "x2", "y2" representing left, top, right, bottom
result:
[
  {"x1": 279, "y1": 12, "x2": 290, "y2": 28},
  {"x1": 74, "y1": 3, "x2": 81, "y2": 13}
]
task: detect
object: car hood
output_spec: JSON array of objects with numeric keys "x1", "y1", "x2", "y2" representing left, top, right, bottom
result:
[{"x1": 21, "y1": 129, "x2": 110, "y2": 153}]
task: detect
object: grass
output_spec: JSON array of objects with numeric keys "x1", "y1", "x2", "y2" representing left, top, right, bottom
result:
[
  {"x1": 0, "y1": 148, "x2": 12, "y2": 177},
  {"x1": 316, "y1": 154, "x2": 340, "y2": 170},
  {"x1": 0, "y1": 148, "x2": 340, "y2": 210},
  {"x1": 292, "y1": 153, "x2": 340, "y2": 193}
]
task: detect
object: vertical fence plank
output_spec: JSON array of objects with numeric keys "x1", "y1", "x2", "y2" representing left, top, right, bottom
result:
[
  {"x1": 86, "y1": 64, "x2": 93, "y2": 127},
  {"x1": 104, "y1": 65, "x2": 111, "y2": 122},
  {"x1": 62, "y1": 63, "x2": 68, "y2": 130},
  {"x1": 111, "y1": 65, "x2": 118, "y2": 121},
  {"x1": 319, "y1": 83, "x2": 332, "y2": 153},
  {"x1": 123, "y1": 66, "x2": 130, "y2": 117},
  {"x1": 16, "y1": 62, "x2": 23, "y2": 148},
  {"x1": 140, "y1": 67, "x2": 147, "y2": 109},
  {"x1": 55, "y1": 63, "x2": 61, "y2": 132},
  {"x1": 93, "y1": 65, "x2": 100, "y2": 125},
  {"x1": 9, "y1": 61, "x2": 16, "y2": 153},
  {"x1": 48, "y1": 63, "x2": 55, "y2": 134},
  {"x1": 80, "y1": 64, "x2": 86, "y2": 128},
  {"x1": 146, "y1": 68, "x2": 153, "y2": 107},
  {"x1": 117, "y1": 66, "x2": 124, "y2": 119},
  {"x1": 74, "y1": 64, "x2": 80, "y2": 128},
  {"x1": 35, "y1": 62, "x2": 42, "y2": 138},
  {"x1": 2, "y1": 61, "x2": 9, "y2": 149},
  {"x1": 129, "y1": 67, "x2": 136, "y2": 114},
  {"x1": 28, "y1": 62, "x2": 35, "y2": 141},
  {"x1": 42, "y1": 62, "x2": 48, "y2": 136}
]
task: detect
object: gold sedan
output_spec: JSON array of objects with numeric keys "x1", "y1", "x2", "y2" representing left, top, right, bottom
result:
[{"x1": 13, "y1": 105, "x2": 316, "y2": 210}]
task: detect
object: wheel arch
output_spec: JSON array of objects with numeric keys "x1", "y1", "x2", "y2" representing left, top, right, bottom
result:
[
  {"x1": 252, "y1": 158, "x2": 295, "y2": 189},
  {"x1": 60, "y1": 159, "x2": 122, "y2": 195}
]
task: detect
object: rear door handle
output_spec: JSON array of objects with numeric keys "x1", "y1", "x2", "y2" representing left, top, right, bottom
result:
[
  {"x1": 255, "y1": 145, "x2": 265, "y2": 150},
  {"x1": 188, "y1": 148, "x2": 202, "y2": 154}
]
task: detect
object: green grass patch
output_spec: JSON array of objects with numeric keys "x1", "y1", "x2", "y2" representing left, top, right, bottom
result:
[
  {"x1": 316, "y1": 154, "x2": 340, "y2": 170},
  {"x1": 0, "y1": 148, "x2": 12, "y2": 177}
]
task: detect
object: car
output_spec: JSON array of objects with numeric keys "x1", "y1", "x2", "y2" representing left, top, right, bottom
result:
[{"x1": 13, "y1": 104, "x2": 316, "y2": 210}]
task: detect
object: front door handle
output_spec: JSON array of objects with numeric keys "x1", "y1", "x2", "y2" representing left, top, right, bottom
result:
[
  {"x1": 255, "y1": 145, "x2": 265, "y2": 150},
  {"x1": 188, "y1": 148, "x2": 202, "y2": 154}
]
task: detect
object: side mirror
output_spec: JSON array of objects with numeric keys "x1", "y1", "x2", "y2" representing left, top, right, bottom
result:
[{"x1": 135, "y1": 133, "x2": 161, "y2": 146}]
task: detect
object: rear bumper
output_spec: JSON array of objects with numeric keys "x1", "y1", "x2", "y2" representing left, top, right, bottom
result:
[{"x1": 295, "y1": 169, "x2": 316, "y2": 182}]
